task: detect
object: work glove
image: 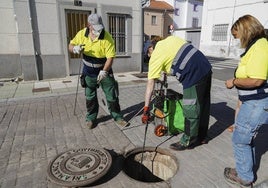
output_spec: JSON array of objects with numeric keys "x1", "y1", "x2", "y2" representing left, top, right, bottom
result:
[
  {"x1": 97, "y1": 70, "x2": 108, "y2": 84},
  {"x1": 73, "y1": 45, "x2": 83, "y2": 54},
  {"x1": 141, "y1": 106, "x2": 151, "y2": 124}
]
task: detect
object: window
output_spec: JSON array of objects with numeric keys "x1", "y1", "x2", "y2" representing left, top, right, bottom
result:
[
  {"x1": 193, "y1": 4, "x2": 198, "y2": 12},
  {"x1": 174, "y1": 0, "x2": 180, "y2": 16},
  {"x1": 152, "y1": 15, "x2": 157, "y2": 25},
  {"x1": 192, "y1": 18, "x2": 198, "y2": 28},
  {"x1": 108, "y1": 14, "x2": 127, "y2": 55},
  {"x1": 174, "y1": 8, "x2": 180, "y2": 16},
  {"x1": 212, "y1": 24, "x2": 229, "y2": 41}
]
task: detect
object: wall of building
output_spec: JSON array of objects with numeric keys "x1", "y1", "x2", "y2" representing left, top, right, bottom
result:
[
  {"x1": 144, "y1": 11, "x2": 164, "y2": 38},
  {"x1": 200, "y1": 0, "x2": 268, "y2": 58},
  {"x1": 173, "y1": 0, "x2": 203, "y2": 29},
  {"x1": 0, "y1": 0, "x2": 142, "y2": 81},
  {"x1": 172, "y1": 0, "x2": 202, "y2": 49}
]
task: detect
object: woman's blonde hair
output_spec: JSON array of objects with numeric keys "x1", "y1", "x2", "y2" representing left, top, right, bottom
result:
[{"x1": 231, "y1": 15, "x2": 266, "y2": 48}]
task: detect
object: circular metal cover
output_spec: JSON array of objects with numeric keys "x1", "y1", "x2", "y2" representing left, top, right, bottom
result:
[{"x1": 47, "y1": 147, "x2": 112, "y2": 187}]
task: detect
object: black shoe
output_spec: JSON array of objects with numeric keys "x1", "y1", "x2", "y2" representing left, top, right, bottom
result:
[
  {"x1": 200, "y1": 139, "x2": 208, "y2": 144},
  {"x1": 198, "y1": 136, "x2": 209, "y2": 144},
  {"x1": 170, "y1": 138, "x2": 203, "y2": 151},
  {"x1": 169, "y1": 142, "x2": 190, "y2": 151}
]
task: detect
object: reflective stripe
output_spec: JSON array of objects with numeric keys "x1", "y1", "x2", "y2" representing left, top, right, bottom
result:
[
  {"x1": 183, "y1": 98, "x2": 196, "y2": 105},
  {"x1": 82, "y1": 59, "x2": 104, "y2": 68},
  {"x1": 172, "y1": 43, "x2": 197, "y2": 71},
  {"x1": 238, "y1": 89, "x2": 258, "y2": 96},
  {"x1": 175, "y1": 72, "x2": 181, "y2": 80},
  {"x1": 238, "y1": 80, "x2": 268, "y2": 97},
  {"x1": 179, "y1": 48, "x2": 198, "y2": 70},
  {"x1": 172, "y1": 43, "x2": 191, "y2": 66},
  {"x1": 171, "y1": 43, "x2": 197, "y2": 80},
  {"x1": 238, "y1": 88, "x2": 268, "y2": 96}
]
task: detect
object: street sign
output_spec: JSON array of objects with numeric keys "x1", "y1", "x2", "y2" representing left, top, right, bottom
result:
[{"x1": 141, "y1": 0, "x2": 150, "y2": 8}]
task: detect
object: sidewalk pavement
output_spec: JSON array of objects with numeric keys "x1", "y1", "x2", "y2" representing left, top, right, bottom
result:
[
  {"x1": 0, "y1": 72, "x2": 148, "y2": 102},
  {"x1": 0, "y1": 72, "x2": 267, "y2": 188}
]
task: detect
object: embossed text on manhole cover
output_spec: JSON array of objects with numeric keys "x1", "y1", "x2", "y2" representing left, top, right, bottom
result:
[{"x1": 47, "y1": 148, "x2": 112, "y2": 187}]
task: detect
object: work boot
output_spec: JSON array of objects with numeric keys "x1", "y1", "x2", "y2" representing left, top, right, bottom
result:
[
  {"x1": 86, "y1": 121, "x2": 94, "y2": 129},
  {"x1": 169, "y1": 137, "x2": 202, "y2": 151},
  {"x1": 169, "y1": 142, "x2": 190, "y2": 151},
  {"x1": 115, "y1": 119, "x2": 129, "y2": 127},
  {"x1": 224, "y1": 167, "x2": 253, "y2": 188}
]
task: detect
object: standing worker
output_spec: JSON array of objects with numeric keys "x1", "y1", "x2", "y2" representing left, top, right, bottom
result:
[
  {"x1": 142, "y1": 36, "x2": 212, "y2": 150},
  {"x1": 69, "y1": 13, "x2": 128, "y2": 129},
  {"x1": 224, "y1": 15, "x2": 268, "y2": 187}
]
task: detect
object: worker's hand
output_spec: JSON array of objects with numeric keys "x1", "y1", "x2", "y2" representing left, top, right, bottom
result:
[
  {"x1": 97, "y1": 70, "x2": 108, "y2": 84},
  {"x1": 225, "y1": 78, "x2": 235, "y2": 89},
  {"x1": 73, "y1": 45, "x2": 83, "y2": 54},
  {"x1": 142, "y1": 106, "x2": 151, "y2": 124}
]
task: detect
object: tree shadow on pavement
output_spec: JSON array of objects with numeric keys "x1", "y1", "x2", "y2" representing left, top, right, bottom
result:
[
  {"x1": 253, "y1": 124, "x2": 268, "y2": 181},
  {"x1": 207, "y1": 102, "x2": 235, "y2": 141}
]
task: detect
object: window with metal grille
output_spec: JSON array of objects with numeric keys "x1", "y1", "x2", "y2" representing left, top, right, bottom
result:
[
  {"x1": 192, "y1": 17, "x2": 198, "y2": 28},
  {"x1": 108, "y1": 14, "x2": 127, "y2": 55},
  {"x1": 212, "y1": 24, "x2": 229, "y2": 41}
]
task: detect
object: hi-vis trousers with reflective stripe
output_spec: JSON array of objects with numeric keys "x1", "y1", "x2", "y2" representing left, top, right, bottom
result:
[
  {"x1": 84, "y1": 75, "x2": 122, "y2": 122},
  {"x1": 180, "y1": 71, "x2": 212, "y2": 146}
]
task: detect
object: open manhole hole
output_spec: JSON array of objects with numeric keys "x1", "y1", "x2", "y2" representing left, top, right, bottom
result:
[
  {"x1": 123, "y1": 147, "x2": 178, "y2": 183},
  {"x1": 47, "y1": 147, "x2": 112, "y2": 187}
]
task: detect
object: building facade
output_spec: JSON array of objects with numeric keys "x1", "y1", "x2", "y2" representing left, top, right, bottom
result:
[
  {"x1": 0, "y1": 0, "x2": 143, "y2": 81},
  {"x1": 199, "y1": 0, "x2": 268, "y2": 58},
  {"x1": 143, "y1": 0, "x2": 174, "y2": 40},
  {"x1": 166, "y1": 0, "x2": 204, "y2": 49}
]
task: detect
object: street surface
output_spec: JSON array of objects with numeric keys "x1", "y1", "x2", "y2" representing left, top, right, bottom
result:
[{"x1": 0, "y1": 58, "x2": 267, "y2": 188}]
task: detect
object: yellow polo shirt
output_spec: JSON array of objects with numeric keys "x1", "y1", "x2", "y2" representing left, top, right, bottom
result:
[
  {"x1": 236, "y1": 38, "x2": 268, "y2": 79},
  {"x1": 148, "y1": 36, "x2": 187, "y2": 79},
  {"x1": 70, "y1": 28, "x2": 115, "y2": 58}
]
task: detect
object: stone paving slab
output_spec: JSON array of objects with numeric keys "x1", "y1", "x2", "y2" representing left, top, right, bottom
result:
[{"x1": 0, "y1": 74, "x2": 267, "y2": 188}]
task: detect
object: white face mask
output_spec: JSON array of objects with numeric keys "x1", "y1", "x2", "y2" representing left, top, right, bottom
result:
[
  {"x1": 92, "y1": 29, "x2": 101, "y2": 37},
  {"x1": 232, "y1": 39, "x2": 241, "y2": 48}
]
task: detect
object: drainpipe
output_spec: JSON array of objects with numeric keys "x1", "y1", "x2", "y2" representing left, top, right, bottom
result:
[
  {"x1": 163, "y1": 9, "x2": 167, "y2": 37},
  {"x1": 141, "y1": 7, "x2": 144, "y2": 73},
  {"x1": 28, "y1": 0, "x2": 40, "y2": 81},
  {"x1": 227, "y1": 0, "x2": 237, "y2": 57}
]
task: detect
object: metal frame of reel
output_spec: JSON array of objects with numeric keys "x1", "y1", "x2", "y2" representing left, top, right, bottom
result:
[{"x1": 151, "y1": 73, "x2": 184, "y2": 137}]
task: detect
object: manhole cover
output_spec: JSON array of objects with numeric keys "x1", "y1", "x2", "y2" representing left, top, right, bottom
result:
[{"x1": 47, "y1": 147, "x2": 112, "y2": 187}]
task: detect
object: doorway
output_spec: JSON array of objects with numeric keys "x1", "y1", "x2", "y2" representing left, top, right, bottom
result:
[{"x1": 66, "y1": 10, "x2": 91, "y2": 75}]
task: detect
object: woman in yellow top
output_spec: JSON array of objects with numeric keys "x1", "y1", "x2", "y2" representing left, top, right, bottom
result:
[{"x1": 225, "y1": 15, "x2": 268, "y2": 187}]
